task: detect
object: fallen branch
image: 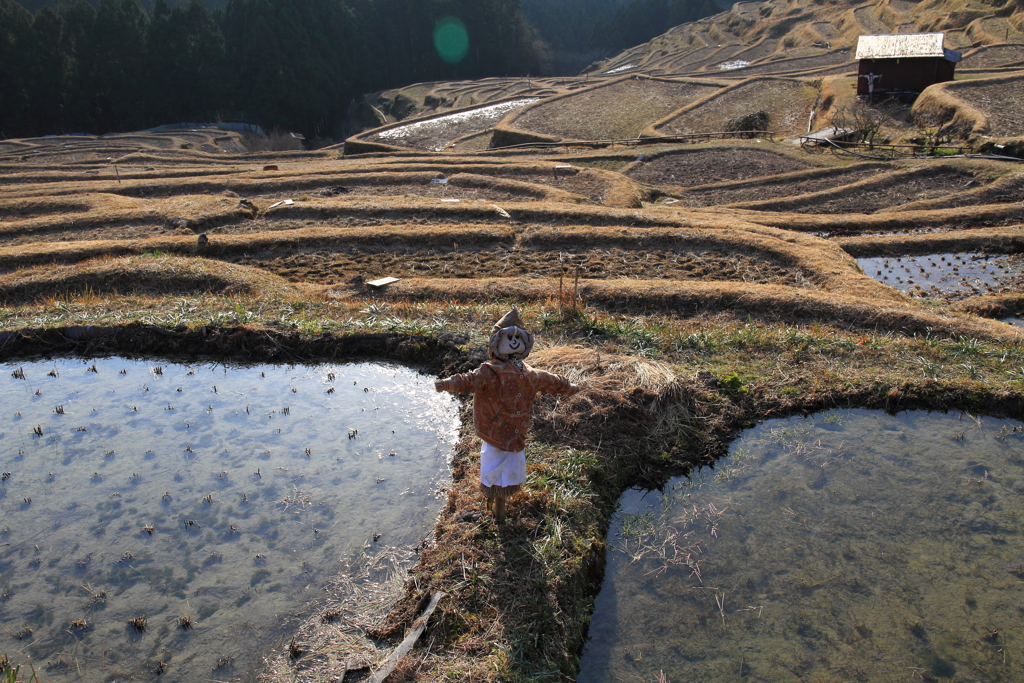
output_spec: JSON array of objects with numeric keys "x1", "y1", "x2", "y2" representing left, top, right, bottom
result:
[{"x1": 368, "y1": 592, "x2": 446, "y2": 683}]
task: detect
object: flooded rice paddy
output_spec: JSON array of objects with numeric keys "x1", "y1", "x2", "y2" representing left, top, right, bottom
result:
[
  {"x1": 857, "y1": 252, "x2": 1024, "y2": 301},
  {"x1": 579, "y1": 409, "x2": 1024, "y2": 683},
  {"x1": 0, "y1": 358, "x2": 459, "y2": 681},
  {"x1": 370, "y1": 98, "x2": 538, "y2": 151}
]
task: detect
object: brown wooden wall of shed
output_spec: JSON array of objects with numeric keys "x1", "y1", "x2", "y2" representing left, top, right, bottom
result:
[{"x1": 857, "y1": 57, "x2": 956, "y2": 96}]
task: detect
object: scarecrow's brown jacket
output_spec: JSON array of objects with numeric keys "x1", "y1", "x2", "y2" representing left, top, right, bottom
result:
[{"x1": 439, "y1": 359, "x2": 577, "y2": 452}]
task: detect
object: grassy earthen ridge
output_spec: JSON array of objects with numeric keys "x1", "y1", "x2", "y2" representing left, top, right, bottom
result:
[
  {"x1": 380, "y1": 278, "x2": 1022, "y2": 342},
  {"x1": 717, "y1": 202, "x2": 1024, "y2": 235},
  {"x1": 0, "y1": 256, "x2": 304, "y2": 306},
  {"x1": 911, "y1": 72, "x2": 1024, "y2": 137}
]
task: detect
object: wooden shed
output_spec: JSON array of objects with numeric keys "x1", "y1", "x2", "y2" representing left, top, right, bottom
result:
[{"x1": 855, "y1": 33, "x2": 961, "y2": 100}]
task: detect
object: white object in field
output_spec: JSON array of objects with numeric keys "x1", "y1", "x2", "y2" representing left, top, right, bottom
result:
[
  {"x1": 366, "y1": 277, "x2": 401, "y2": 288},
  {"x1": 430, "y1": 178, "x2": 448, "y2": 184},
  {"x1": 268, "y1": 199, "x2": 294, "y2": 209},
  {"x1": 440, "y1": 198, "x2": 460, "y2": 202},
  {"x1": 493, "y1": 205, "x2": 511, "y2": 218},
  {"x1": 716, "y1": 59, "x2": 750, "y2": 70}
]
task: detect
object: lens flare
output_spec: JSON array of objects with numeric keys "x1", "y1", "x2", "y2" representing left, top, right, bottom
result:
[{"x1": 434, "y1": 16, "x2": 469, "y2": 64}]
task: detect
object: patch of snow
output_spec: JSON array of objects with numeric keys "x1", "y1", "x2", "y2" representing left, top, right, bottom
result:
[
  {"x1": 716, "y1": 60, "x2": 750, "y2": 70},
  {"x1": 605, "y1": 63, "x2": 637, "y2": 74}
]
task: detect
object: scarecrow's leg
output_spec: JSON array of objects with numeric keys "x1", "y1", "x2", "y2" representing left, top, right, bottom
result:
[{"x1": 494, "y1": 496, "x2": 506, "y2": 523}]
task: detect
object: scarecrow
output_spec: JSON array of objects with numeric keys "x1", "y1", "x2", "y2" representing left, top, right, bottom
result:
[{"x1": 435, "y1": 308, "x2": 579, "y2": 522}]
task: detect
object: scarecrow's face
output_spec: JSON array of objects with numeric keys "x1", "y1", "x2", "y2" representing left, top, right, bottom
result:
[{"x1": 495, "y1": 327, "x2": 529, "y2": 358}]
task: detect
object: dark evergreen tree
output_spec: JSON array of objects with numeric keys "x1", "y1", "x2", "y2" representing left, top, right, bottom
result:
[
  {"x1": 57, "y1": 0, "x2": 99, "y2": 133},
  {"x1": 0, "y1": 0, "x2": 37, "y2": 137},
  {"x1": 146, "y1": 0, "x2": 226, "y2": 124},
  {"x1": 88, "y1": 0, "x2": 148, "y2": 131},
  {"x1": 29, "y1": 6, "x2": 69, "y2": 135}
]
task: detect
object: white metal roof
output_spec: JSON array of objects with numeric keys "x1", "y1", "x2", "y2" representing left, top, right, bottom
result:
[{"x1": 855, "y1": 33, "x2": 962, "y2": 62}]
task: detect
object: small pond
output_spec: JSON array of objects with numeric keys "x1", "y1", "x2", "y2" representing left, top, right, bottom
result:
[
  {"x1": 857, "y1": 252, "x2": 1024, "y2": 301},
  {"x1": 0, "y1": 358, "x2": 459, "y2": 681},
  {"x1": 579, "y1": 409, "x2": 1024, "y2": 682}
]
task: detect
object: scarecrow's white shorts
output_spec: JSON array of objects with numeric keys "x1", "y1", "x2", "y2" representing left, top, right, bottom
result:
[{"x1": 479, "y1": 441, "x2": 527, "y2": 488}]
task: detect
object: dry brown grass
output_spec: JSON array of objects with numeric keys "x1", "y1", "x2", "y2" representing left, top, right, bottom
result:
[
  {"x1": 0, "y1": 193, "x2": 246, "y2": 242},
  {"x1": 0, "y1": 129, "x2": 251, "y2": 165},
  {"x1": 954, "y1": 292, "x2": 1024, "y2": 317},
  {"x1": 836, "y1": 225, "x2": 1024, "y2": 257},
  {"x1": 368, "y1": 276, "x2": 1021, "y2": 342},
  {"x1": 0, "y1": 255, "x2": 304, "y2": 305},
  {"x1": 720, "y1": 200, "x2": 1024, "y2": 236}
]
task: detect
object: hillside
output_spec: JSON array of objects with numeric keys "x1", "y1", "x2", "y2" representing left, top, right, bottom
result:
[
  {"x1": 352, "y1": 0, "x2": 1024, "y2": 135},
  {"x1": 586, "y1": 0, "x2": 1024, "y2": 75}
]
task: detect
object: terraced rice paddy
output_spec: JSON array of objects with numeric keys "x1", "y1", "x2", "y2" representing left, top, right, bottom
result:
[
  {"x1": 366, "y1": 99, "x2": 539, "y2": 151},
  {"x1": 505, "y1": 78, "x2": 725, "y2": 141},
  {"x1": 651, "y1": 78, "x2": 821, "y2": 137},
  {"x1": 626, "y1": 148, "x2": 812, "y2": 187}
]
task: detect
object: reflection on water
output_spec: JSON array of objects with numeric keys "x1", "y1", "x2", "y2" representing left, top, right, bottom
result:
[
  {"x1": 857, "y1": 252, "x2": 1024, "y2": 300},
  {"x1": 579, "y1": 410, "x2": 1024, "y2": 683},
  {"x1": 0, "y1": 358, "x2": 458, "y2": 681},
  {"x1": 1004, "y1": 317, "x2": 1023, "y2": 328}
]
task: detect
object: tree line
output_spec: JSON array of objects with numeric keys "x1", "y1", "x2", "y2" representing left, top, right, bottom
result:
[{"x1": 0, "y1": 0, "x2": 545, "y2": 139}]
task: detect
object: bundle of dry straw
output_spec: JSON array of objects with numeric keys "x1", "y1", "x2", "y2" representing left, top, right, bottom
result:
[{"x1": 529, "y1": 345, "x2": 699, "y2": 457}]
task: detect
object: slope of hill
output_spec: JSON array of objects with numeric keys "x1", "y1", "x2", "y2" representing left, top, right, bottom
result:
[
  {"x1": 352, "y1": 0, "x2": 1024, "y2": 143},
  {"x1": 586, "y1": 0, "x2": 1024, "y2": 76}
]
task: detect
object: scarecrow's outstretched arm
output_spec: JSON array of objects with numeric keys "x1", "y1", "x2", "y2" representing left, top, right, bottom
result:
[
  {"x1": 434, "y1": 368, "x2": 484, "y2": 393},
  {"x1": 534, "y1": 369, "x2": 579, "y2": 396}
]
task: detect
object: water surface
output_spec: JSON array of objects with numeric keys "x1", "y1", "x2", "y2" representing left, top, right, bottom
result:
[
  {"x1": 580, "y1": 410, "x2": 1024, "y2": 682},
  {"x1": 857, "y1": 252, "x2": 1024, "y2": 300},
  {"x1": 0, "y1": 358, "x2": 458, "y2": 681}
]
